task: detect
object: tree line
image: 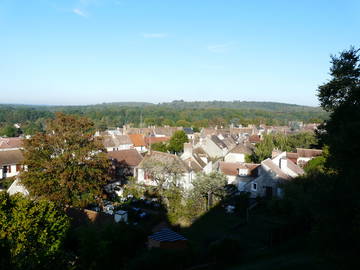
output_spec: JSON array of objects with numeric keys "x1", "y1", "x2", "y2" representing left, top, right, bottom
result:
[{"x1": 0, "y1": 102, "x2": 327, "y2": 137}]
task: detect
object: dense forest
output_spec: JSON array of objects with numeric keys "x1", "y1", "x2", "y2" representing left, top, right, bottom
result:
[{"x1": 0, "y1": 101, "x2": 327, "y2": 136}]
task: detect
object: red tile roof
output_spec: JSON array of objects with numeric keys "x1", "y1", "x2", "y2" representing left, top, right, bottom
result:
[
  {"x1": 249, "y1": 135, "x2": 261, "y2": 143},
  {"x1": 219, "y1": 161, "x2": 260, "y2": 176},
  {"x1": 0, "y1": 137, "x2": 23, "y2": 150},
  {"x1": 107, "y1": 149, "x2": 143, "y2": 167},
  {"x1": 128, "y1": 134, "x2": 146, "y2": 147}
]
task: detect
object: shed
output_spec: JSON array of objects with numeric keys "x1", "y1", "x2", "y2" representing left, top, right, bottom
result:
[{"x1": 148, "y1": 228, "x2": 188, "y2": 249}]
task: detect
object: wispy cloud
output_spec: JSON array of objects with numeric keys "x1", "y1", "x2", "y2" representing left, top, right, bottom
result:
[
  {"x1": 207, "y1": 43, "x2": 234, "y2": 53},
  {"x1": 72, "y1": 8, "x2": 87, "y2": 17},
  {"x1": 142, "y1": 33, "x2": 168, "y2": 39}
]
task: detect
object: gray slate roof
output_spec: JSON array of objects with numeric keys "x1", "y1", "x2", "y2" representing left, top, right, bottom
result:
[{"x1": 149, "y1": 229, "x2": 187, "y2": 242}]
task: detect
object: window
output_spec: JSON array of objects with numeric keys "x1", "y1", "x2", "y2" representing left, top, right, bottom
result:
[
  {"x1": 8, "y1": 165, "x2": 11, "y2": 173},
  {"x1": 252, "y1": 183, "x2": 257, "y2": 191},
  {"x1": 16, "y1": 164, "x2": 22, "y2": 172}
]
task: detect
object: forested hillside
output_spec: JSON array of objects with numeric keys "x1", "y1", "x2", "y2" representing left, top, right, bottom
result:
[{"x1": 0, "y1": 101, "x2": 327, "y2": 136}]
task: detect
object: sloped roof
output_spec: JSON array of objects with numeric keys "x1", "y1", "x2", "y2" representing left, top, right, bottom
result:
[
  {"x1": 154, "y1": 127, "x2": 181, "y2": 137},
  {"x1": 107, "y1": 149, "x2": 143, "y2": 167},
  {"x1": 103, "y1": 135, "x2": 132, "y2": 148},
  {"x1": 286, "y1": 152, "x2": 299, "y2": 164},
  {"x1": 0, "y1": 137, "x2": 23, "y2": 150},
  {"x1": 210, "y1": 135, "x2": 227, "y2": 149},
  {"x1": 128, "y1": 134, "x2": 146, "y2": 147},
  {"x1": 262, "y1": 159, "x2": 290, "y2": 180},
  {"x1": 183, "y1": 127, "x2": 194, "y2": 134},
  {"x1": 286, "y1": 159, "x2": 305, "y2": 176},
  {"x1": 249, "y1": 135, "x2": 261, "y2": 143},
  {"x1": 296, "y1": 148, "x2": 323, "y2": 158},
  {"x1": 0, "y1": 150, "x2": 24, "y2": 166},
  {"x1": 149, "y1": 229, "x2": 187, "y2": 242},
  {"x1": 219, "y1": 161, "x2": 260, "y2": 176},
  {"x1": 229, "y1": 144, "x2": 253, "y2": 155},
  {"x1": 183, "y1": 157, "x2": 203, "y2": 172}
]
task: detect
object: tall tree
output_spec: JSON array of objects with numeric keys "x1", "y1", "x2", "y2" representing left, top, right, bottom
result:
[
  {"x1": 317, "y1": 46, "x2": 360, "y2": 172},
  {"x1": 20, "y1": 113, "x2": 111, "y2": 208}
]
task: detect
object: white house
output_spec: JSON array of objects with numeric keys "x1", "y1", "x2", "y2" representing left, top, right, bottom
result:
[
  {"x1": 0, "y1": 150, "x2": 24, "y2": 179},
  {"x1": 224, "y1": 143, "x2": 253, "y2": 163},
  {"x1": 199, "y1": 135, "x2": 228, "y2": 159}
]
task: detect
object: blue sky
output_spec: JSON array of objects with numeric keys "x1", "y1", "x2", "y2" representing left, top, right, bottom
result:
[{"x1": 1, "y1": 0, "x2": 359, "y2": 106}]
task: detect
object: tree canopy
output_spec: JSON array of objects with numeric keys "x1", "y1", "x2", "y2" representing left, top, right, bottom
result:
[
  {"x1": 167, "y1": 130, "x2": 189, "y2": 153},
  {"x1": 20, "y1": 113, "x2": 111, "y2": 208},
  {"x1": 0, "y1": 192, "x2": 70, "y2": 269}
]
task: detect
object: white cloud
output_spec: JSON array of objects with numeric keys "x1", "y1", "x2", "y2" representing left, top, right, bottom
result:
[
  {"x1": 142, "y1": 33, "x2": 168, "y2": 38},
  {"x1": 72, "y1": 8, "x2": 87, "y2": 17},
  {"x1": 207, "y1": 43, "x2": 233, "y2": 53}
]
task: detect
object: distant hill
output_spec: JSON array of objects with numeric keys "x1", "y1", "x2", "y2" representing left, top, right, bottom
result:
[
  {"x1": 0, "y1": 100, "x2": 322, "y2": 113},
  {"x1": 157, "y1": 100, "x2": 322, "y2": 112}
]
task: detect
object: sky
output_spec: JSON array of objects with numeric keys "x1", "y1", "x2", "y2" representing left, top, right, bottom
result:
[{"x1": 0, "y1": 0, "x2": 359, "y2": 106}]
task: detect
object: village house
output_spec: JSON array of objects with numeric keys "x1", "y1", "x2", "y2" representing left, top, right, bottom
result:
[
  {"x1": 102, "y1": 134, "x2": 133, "y2": 152},
  {"x1": 198, "y1": 135, "x2": 230, "y2": 158},
  {"x1": 0, "y1": 150, "x2": 24, "y2": 179},
  {"x1": 181, "y1": 143, "x2": 213, "y2": 174},
  {"x1": 107, "y1": 149, "x2": 143, "y2": 181},
  {"x1": 136, "y1": 151, "x2": 195, "y2": 190},
  {"x1": 224, "y1": 143, "x2": 253, "y2": 163},
  {"x1": 183, "y1": 127, "x2": 195, "y2": 141},
  {"x1": 219, "y1": 149, "x2": 305, "y2": 198},
  {"x1": 145, "y1": 136, "x2": 170, "y2": 148},
  {"x1": 128, "y1": 134, "x2": 147, "y2": 152}
]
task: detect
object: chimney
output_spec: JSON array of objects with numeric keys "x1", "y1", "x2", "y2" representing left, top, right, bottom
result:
[
  {"x1": 279, "y1": 158, "x2": 287, "y2": 169},
  {"x1": 184, "y1": 142, "x2": 193, "y2": 156}
]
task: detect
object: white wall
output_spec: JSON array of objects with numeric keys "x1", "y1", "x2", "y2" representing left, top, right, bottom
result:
[
  {"x1": 1, "y1": 165, "x2": 20, "y2": 179},
  {"x1": 201, "y1": 137, "x2": 223, "y2": 158},
  {"x1": 224, "y1": 153, "x2": 245, "y2": 163}
]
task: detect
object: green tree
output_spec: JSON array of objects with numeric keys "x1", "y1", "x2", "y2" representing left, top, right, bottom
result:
[
  {"x1": 176, "y1": 120, "x2": 191, "y2": 127},
  {"x1": 167, "y1": 130, "x2": 188, "y2": 153},
  {"x1": 318, "y1": 46, "x2": 360, "y2": 172},
  {"x1": 281, "y1": 47, "x2": 360, "y2": 264},
  {"x1": 193, "y1": 172, "x2": 227, "y2": 209},
  {"x1": 140, "y1": 156, "x2": 185, "y2": 193},
  {"x1": 20, "y1": 113, "x2": 111, "y2": 208},
  {"x1": 0, "y1": 125, "x2": 18, "y2": 137},
  {"x1": 150, "y1": 142, "x2": 168, "y2": 152},
  {"x1": 0, "y1": 192, "x2": 70, "y2": 269}
]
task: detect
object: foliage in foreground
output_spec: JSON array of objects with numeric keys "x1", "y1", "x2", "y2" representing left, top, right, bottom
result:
[{"x1": 0, "y1": 192, "x2": 70, "y2": 269}]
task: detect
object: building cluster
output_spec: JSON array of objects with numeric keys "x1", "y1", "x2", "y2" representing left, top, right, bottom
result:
[{"x1": 0, "y1": 122, "x2": 321, "y2": 200}]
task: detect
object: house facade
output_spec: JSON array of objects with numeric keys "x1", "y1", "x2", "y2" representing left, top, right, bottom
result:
[{"x1": 0, "y1": 150, "x2": 24, "y2": 179}]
